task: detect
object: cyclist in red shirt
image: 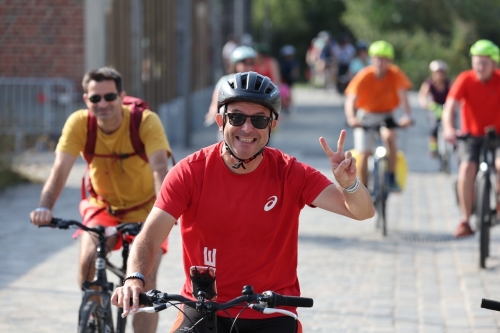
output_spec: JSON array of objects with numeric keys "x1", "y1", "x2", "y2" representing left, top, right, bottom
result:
[
  {"x1": 112, "y1": 71, "x2": 375, "y2": 332},
  {"x1": 442, "y1": 39, "x2": 500, "y2": 237}
]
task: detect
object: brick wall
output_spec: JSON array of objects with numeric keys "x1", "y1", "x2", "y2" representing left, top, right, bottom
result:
[{"x1": 0, "y1": 0, "x2": 84, "y2": 87}]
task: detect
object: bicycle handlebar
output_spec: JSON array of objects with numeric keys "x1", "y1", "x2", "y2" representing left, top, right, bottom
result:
[
  {"x1": 127, "y1": 288, "x2": 314, "y2": 320},
  {"x1": 481, "y1": 298, "x2": 500, "y2": 312},
  {"x1": 39, "y1": 218, "x2": 142, "y2": 237}
]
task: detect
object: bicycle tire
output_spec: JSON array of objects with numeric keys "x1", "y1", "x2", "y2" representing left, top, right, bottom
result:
[
  {"x1": 78, "y1": 301, "x2": 104, "y2": 333},
  {"x1": 476, "y1": 174, "x2": 491, "y2": 269},
  {"x1": 115, "y1": 306, "x2": 127, "y2": 333},
  {"x1": 437, "y1": 127, "x2": 450, "y2": 174},
  {"x1": 378, "y1": 158, "x2": 388, "y2": 236},
  {"x1": 440, "y1": 152, "x2": 450, "y2": 174}
]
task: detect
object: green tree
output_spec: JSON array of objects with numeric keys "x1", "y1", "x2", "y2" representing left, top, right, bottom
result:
[
  {"x1": 341, "y1": 0, "x2": 500, "y2": 85},
  {"x1": 252, "y1": 0, "x2": 349, "y2": 81}
]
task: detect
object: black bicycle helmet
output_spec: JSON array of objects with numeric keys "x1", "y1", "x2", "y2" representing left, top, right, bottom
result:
[{"x1": 218, "y1": 71, "x2": 281, "y2": 120}]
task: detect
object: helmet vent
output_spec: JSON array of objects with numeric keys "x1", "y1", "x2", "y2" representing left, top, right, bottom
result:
[
  {"x1": 254, "y1": 76, "x2": 263, "y2": 91},
  {"x1": 241, "y1": 73, "x2": 248, "y2": 89},
  {"x1": 264, "y1": 83, "x2": 275, "y2": 94}
]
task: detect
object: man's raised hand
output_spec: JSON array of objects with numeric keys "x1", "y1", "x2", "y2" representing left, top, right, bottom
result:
[{"x1": 319, "y1": 130, "x2": 357, "y2": 189}]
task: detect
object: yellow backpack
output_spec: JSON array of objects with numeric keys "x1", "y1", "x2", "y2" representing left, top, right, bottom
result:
[{"x1": 349, "y1": 149, "x2": 409, "y2": 190}]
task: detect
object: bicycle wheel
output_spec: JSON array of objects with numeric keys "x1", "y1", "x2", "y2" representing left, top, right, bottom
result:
[
  {"x1": 377, "y1": 158, "x2": 388, "y2": 236},
  {"x1": 372, "y1": 158, "x2": 388, "y2": 236},
  {"x1": 115, "y1": 306, "x2": 127, "y2": 333},
  {"x1": 476, "y1": 174, "x2": 491, "y2": 269},
  {"x1": 437, "y1": 127, "x2": 450, "y2": 174},
  {"x1": 440, "y1": 151, "x2": 450, "y2": 174},
  {"x1": 78, "y1": 301, "x2": 104, "y2": 333}
]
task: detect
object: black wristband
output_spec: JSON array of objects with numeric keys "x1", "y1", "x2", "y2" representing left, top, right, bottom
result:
[{"x1": 123, "y1": 272, "x2": 145, "y2": 286}]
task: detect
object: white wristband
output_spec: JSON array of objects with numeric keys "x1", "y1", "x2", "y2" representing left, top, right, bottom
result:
[
  {"x1": 343, "y1": 178, "x2": 360, "y2": 194},
  {"x1": 35, "y1": 207, "x2": 51, "y2": 212}
]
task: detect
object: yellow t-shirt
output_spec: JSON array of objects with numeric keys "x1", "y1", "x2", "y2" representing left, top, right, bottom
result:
[{"x1": 56, "y1": 106, "x2": 172, "y2": 221}]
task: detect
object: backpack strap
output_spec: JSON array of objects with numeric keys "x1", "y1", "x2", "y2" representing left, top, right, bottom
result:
[
  {"x1": 83, "y1": 110, "x2": 98, "y2": 164},
  {"x1": 127, "y1": 101, "x2": 148, "y2": 163}
]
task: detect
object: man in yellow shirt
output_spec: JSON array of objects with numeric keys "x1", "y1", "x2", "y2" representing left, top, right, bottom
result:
[{"x1": 30, "y1": 67, "x2": 171, "y2": 333}]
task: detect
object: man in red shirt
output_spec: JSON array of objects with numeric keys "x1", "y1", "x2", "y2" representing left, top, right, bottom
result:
[
  {"x1": 442, "y1": 39, "x2": 500, "y2": 237},
  {"x1": 111, "y1": 71, "x2": 375, "y2": 332}
]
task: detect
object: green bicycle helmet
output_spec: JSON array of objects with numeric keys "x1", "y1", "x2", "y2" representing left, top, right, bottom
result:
[
  {"x1": 368, "y1": 40, "x2": 395, "y2": 60},
  {"x1": 470, "y1": 39, "x2": 499, "y2": 63},
  {"x1": 230, "y1": 46, "x2": 257, "y2": 64}
]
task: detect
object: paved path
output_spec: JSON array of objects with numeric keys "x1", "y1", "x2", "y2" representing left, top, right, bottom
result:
[{"x1": 2, "y1": 88, "x2": 500, "y2": 332}]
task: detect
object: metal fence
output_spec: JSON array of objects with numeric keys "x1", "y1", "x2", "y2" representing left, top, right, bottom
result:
[
  {"x1": 0, "y1": 78, "x2": 81, "y2": 151},
  {"x1": 0, "y1": 77, "x2": 213, "y2": 151}
]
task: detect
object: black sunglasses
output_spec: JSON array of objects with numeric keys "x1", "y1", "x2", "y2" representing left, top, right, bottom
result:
[
  {"x1": 226, "y1": 113, "x2": 272, "y2": 129},
  {"x1": 88, "y1": 93, "x2": 119, "y2": 104}
]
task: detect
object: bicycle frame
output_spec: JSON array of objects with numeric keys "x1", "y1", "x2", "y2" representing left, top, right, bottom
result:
[
  {"x1": 364, "y1": 126, "x2": 391, "y2": 236},
  {"x1": 79, "y1": 227, "x2": 131, "y2": 333},
  {"x1": 43, "y1": 219, "x2": 140, "y2": 333}
]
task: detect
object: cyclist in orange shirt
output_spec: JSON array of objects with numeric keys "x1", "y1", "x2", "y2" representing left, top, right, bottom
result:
[
  {"x1": 344, "y1": 40, "x2": 412, "y2": 191},
  {"x1": 442, "y1": 39, "x2": 500, "y2": 238}
]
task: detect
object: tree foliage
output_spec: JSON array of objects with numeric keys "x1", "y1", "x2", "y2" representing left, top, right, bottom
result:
[
  {"x1": 252, "y1": 0, "x2": 500, "y2": 86},
  {"x1": 342, "y1": 0, "x2": 500, "y2": 84},
  {"x1": 252, "y1": 0, "x2": 350, "y2": 79}
]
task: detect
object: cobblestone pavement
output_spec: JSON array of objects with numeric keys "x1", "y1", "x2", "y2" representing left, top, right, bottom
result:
[{"x1": 2, "y1": 88, "x2": 500, "y2": 332}]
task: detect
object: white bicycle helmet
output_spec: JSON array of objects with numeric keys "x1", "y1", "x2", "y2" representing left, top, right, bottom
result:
[
  {"x1": 230, "y1": 46, "x2": 257, "y2": 64},
  {"x1": 429, "y1": 60, "x2": 448, "y2": 72}
]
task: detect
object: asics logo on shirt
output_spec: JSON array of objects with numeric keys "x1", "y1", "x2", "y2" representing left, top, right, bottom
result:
[{"x1": 264, "y1": 196, "x2": 278, "y2": 211}]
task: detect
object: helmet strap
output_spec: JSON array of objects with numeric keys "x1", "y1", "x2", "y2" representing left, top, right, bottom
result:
[{"x1": 221, "y1": 105, "x2": 273, "y2": 169}]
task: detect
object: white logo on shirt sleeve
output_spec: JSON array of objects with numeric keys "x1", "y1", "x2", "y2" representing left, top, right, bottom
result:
[
  {"x1": 204, "y1": 247, "x2": 216, "y2": 267},
  {"x1": 264, "y1": 196, "x2": 278, "y2": 211}
]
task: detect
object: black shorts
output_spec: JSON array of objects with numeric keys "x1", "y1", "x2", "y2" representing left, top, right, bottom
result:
[
  {"x1": 430, "y1": 119, "x2": 441, "y2": 138},
  {"x1": 170, "y1": 304, "x2": 299, "y2": 333},
  {"x1": 457, "y1": 136, "x2": 500, "y2": 164}
]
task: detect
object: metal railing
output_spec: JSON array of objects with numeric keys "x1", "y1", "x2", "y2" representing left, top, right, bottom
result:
[
  {"x1": 0, "y1": 77, "x2": 77, "y2": 134},
  {"x1": 0, "y1": 78, "x2": 214, "y2": 152}
]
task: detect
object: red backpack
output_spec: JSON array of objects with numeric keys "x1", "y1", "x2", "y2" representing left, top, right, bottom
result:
[
  {"x1": 81, "y1": 96, "x2": 173, "y2": 218},
  {"x1": 83, "y1": 96, "x2": 149, "y2": 164}
]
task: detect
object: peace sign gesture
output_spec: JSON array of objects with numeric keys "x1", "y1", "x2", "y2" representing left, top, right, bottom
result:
[{"x1": 319, "y1": 130, "x2": 357, "y2": 189}]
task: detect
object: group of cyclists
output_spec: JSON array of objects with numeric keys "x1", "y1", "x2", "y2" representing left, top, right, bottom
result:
[
  {"x1": 306, "y1": 31, "x2": 367, "y2": 94},
  {"x1": 29, "y1": 34, "x2": 500, "y2": 332},
  {"x1": 344, "y1": 38, "x2": 500, "y2": 239}
]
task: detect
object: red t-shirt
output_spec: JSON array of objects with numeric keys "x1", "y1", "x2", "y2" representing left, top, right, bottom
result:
[
  {"x1": 155, "y1": 142, "x2": 332, "y2": 318},
  {"x1": 447, "y1": 69, "x2": 500, "y2": 136}
]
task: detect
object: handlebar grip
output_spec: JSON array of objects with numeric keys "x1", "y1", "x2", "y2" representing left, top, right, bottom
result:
[
  {"x1": 273, "y1": 294, "x2": 314, "y2": 308},
  {"x1": 129, "y1": 293, "x2": 153, "y2": 307},
  {"x1": 481, "y1": 298, "x2": 500, "y2": 312}
]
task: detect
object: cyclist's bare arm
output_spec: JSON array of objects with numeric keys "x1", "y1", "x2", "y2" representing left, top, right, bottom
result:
[
  {"x1": 442, "y1": 98, "x2": 461, "y2": 142},
  {"x1": 398, "y1": 89, "x2": 412, "y2": 126},
  {"x1": 312, "y1": 183, "x2": 374, "y2": 220},
  {"x1": 148, "y1": 150, "x2": 169, "y2": 195},
  {"x1": 344, "y1": 94, "x2": 360, "y2": 127},
  {"x1": 314, "y1": 130, "x2": 375, "y2": 220},
  {"x1": 418, "y1": 82, "x2": 431, "y2": 109},
  {"x1": 205, "y1": 85, "x2": 220, "y2": 122},
  {"x1": 112, "y1": 207, "x2": 176, "y2": 315},
  {"x1": 30, "y1": 151, "x2": 77, "y2": 225},
  {"x1": 270, "y1": 58, "x2": 282, "y2": 86}
]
